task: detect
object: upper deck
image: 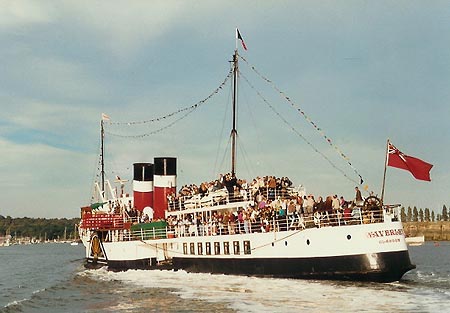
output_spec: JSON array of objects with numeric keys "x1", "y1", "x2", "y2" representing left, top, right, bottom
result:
[{"x1": 79, "y1": 184, "x2": 402, "y2": 243}]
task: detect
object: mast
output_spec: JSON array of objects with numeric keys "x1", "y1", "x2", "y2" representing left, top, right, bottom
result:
[
  {"x1": 231, "y1": 49, "x2": 238, "y2": 176},
  {"x1": 380, "y1": 138, "x2": 390, "y2": 204},
  {"x1": 100, "y1": 119, "x2": 105, "y2": 193}
]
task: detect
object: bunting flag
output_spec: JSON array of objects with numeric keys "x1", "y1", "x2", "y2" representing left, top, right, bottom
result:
[
  {"x1": 236, "y1": 28, "x2": 247, "y2": 51},
  {"x1": 387, "y1": 142, "x2": 433, "y2": 181}
]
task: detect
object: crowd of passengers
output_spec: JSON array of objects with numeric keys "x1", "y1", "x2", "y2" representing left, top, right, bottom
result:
[
  {"x1": 158, "y1": 174, "x2": 378, "y2": 235},
  {"x1": 168, "y1": 173, "x2": 295, "y2": 209}
]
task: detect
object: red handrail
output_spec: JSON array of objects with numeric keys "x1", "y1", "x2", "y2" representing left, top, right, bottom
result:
[{"x1": 81, "y1": 213, "x2": 129, "y2": 230}]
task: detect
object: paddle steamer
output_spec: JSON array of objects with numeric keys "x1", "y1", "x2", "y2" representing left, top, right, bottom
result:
[{"x1": 79, "y1": 41, "x2": 415, "y2": 282}]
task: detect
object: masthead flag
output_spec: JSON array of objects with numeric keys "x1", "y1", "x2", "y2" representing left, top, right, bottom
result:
[
  {"x1": 236, "y1": 28, "x2": 247, "y2": 51},
  {"x1": 101, "y1": 113, "x2": 110, "y2": 121},
  {"x1": 387, "y1": 142, "x2": 433, "y2": 181}
]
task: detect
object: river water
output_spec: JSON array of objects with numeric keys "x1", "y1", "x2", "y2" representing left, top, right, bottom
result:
[{"x1": 0, "y1": 242, "x2": 449, "y2": 312}]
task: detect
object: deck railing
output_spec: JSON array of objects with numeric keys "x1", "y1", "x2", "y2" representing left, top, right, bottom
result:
[
  {"x1": 167, "y1": 187, "x2": 300, "y2": 211},
  {"x1": 89, "y1": 205, "x2": 401, "y2": 243},
  {"x1": 80, "y1": 213, "x2": 133, "y2": 231}
]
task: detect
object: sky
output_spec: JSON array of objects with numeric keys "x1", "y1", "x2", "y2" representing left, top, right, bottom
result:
[{"x1": 1, "y1": 1, "x2": 449, "y2": 218}]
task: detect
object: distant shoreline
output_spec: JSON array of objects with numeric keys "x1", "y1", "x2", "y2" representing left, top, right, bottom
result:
[{"x1": 404, "y1": 221, "x2": 450, "y2": 241}]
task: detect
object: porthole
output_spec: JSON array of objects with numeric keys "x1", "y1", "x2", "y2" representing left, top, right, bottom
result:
[
  {"x1": 306, "y1": 239, "x2": 310, "y2": 245},
  {"x1": 347, "y1": 235, "x2": 352, "y2": 240},
  {"x1": 285, "y1": 241, "x2": 288, "y2": 246}
]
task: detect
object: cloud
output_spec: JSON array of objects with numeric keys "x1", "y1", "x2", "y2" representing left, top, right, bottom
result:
[
  {"x1": 0, "y1": 137, "x2": 93, "y2": 217},
  {"x1": 2, "y1": 52, "x2": 107, "y2": 103},
  {"x1": 0, "y1": 1, "x2": 55, "y2": 29},
  {"x1": 58, "y1": 2, "x2": 190, "y2": 60}
]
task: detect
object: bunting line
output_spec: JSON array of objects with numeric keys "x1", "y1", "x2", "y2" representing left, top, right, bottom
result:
[
  {"x1": 240, "y1": 73, "x2": 361, "y2": 185},
  {"x1": 103, "y1": 69, "x2": 233, "y2": 138},
  {"x1": 239, "y1": 55, "x2": 364, "y2": 185},
  {"x1": 105, "y1": 108, "x2": 196, "y2": 138},
  {"x1": 106, "y1": 68, "x2": 233, "y2": 126}
]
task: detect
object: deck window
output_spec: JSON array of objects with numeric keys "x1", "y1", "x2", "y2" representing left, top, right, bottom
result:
[
  {"x1": 214, "y1": 242, "x2": 220, "y2": 255},
  {"x1": 223, "y1": 242, "x2": 230, "y2": 255},
  {"x1": 206, "y1": 242, "x2": 211, "y2": 255},
  {"x1": 197, "y1": 242, "x2": 203, "y2": 255},
  {"x1": 233, "y1": 241, "x2": 240, "y2": 255},
  {"x1": 190, "y1": 242, "x2": 195, "y2": 255},
  {"x1": 183, "y1": 242, "x2": 188, "y2": 255},
  {"x1": 243, "y1": 240, "x2": 251, "y2": 255}
]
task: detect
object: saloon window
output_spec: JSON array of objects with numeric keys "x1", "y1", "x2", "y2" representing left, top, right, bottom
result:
[
  {"x1": 243, "y1": 240, "x2": 251, "y2": 255},
  {"x1": 223, "y1": 242, "x2": 230, "y2": 255},
  {"x1": 214, "y1": 242, "x2": 220, "y2": 255},
  {"x1": 233, "y1": 241, "x2": 240, "y2": 255}
]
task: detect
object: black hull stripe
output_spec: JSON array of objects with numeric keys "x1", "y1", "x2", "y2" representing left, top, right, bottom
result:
[
  {"x1": 92, "y1": 250, "x2": 415, "y2": 282},
  {"x1": 173, "y1": 251, "x2": 415, "y2": 282},
  {"x1": 173, "y1": 250, "x2": 415, "y2": 282}
]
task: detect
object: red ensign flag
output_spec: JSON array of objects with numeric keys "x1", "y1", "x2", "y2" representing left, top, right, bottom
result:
[{"x1": 387, "y1": 142, "x2": 433, "y2": 181}]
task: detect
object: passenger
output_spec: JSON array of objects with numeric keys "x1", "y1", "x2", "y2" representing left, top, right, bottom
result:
[
  {"x1": 222, "y1": 212, "x2": 230, "y2": 235},
  {"x1": 189, "y1": 217, "x2": 198, "y2": 236},
  {"x1": 217, "y1": 212, "x2": 224, "y2": 235},
  {"x1": 196, "y1": 214, "x2": 203, "y2": 235},
  {"x1": 296, "y1": 195, "x2": 304, "y2": 214},
  {"x1": 258, "y1": 196, "x2": 267, "y2": 210},
  {"x1": 314, "y1": 196, "x2": 325, "y2": 213},
  {"x1": 199, "y1": 182, "x2": 208, "y2": 196},
  {"x1": 354, "y1": 186, "x2": 364, "y2": 206},
  {"x1": 343, "y1": 202, "x2": 352, "y2": 223},
  {"x1": 331, "y1": 195, "x2": 341, "y2": 223},
  {"x1": 287, "y1": 200, "x2": 296, "y2": 229},
  {"x1": 351, "y1": 203, "x2": 362, "y2": 221},
  {"x1": 331, "y1": 195, "x2": 340, "y2": 211},
  {"x1": 243, "y1": 210, "x2": 250, "y2": 234},
  {"x1": 141, "y1": 214, "x2": 149, "y2": 223},
  {"x1": 278, "y1": 203, "x2": 286, "y2": 231},
  {"x1": 238, "y1": 210, "x2": 244, "y2": 233},
  {"x1": 230, "y1": 211, "x2": 237, "y2": 234},
  {"x1": 302, "y1": 196, "x2": 308, "y2": 214},
  {"x1": 268, "y1": 176, "x2": 276, "y2": 200},
  {"x1": 305, "y1": 195, "x2": 315, "y2": 214},
  {"x1": 340, "y1": 196, "x2": 346, "y2": 208}
]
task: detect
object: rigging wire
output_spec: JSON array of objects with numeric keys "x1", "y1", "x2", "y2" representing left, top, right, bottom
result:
[
  {"x1": 239, "y1": 55, "x2": 364, "y2": 185},
  {"x1": 217, "y1": 135, "x2": 232, "y2": 175},
  {"x1": 236, "y1": 133, "x2": 256, "y2": 179},
  {"x1": 240, "y1": 72, "x2": 361, "y2": 186},
  {"x1": 239, "y1": 81, "x2": 274, "y2": 175},
  {"x1": 213, "y1": 80, "x2": 232, "y2": 178}
]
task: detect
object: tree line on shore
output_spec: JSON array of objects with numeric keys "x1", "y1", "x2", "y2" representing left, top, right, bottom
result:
[
  {"x1": 0, "y1": 215, "x2": 80, "y2": 241},
  {"x1": 400, "y1": 205, "x2": 448, "y2": 222}
]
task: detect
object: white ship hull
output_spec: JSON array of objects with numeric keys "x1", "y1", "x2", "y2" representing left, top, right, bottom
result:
[{"x1": 81, "y1": 217, "x2": 414, "y2": 282}]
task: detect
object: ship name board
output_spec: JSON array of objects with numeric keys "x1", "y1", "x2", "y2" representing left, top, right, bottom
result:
[{"x1": 366, "y1": 228, "x2": 404, "y2": 239}]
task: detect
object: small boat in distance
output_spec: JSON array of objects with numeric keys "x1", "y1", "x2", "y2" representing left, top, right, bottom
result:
[
  {"x1": 405, "y1": 235, "x2": 425, "y2": 246},
  {"x1": 78, "y1": 37, "x2": 415, "y2": 282}
]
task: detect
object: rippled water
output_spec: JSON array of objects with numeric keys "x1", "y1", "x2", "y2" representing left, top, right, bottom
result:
[{"x1": 1, "y1": 242, "x2": 449, "y2": 312}]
